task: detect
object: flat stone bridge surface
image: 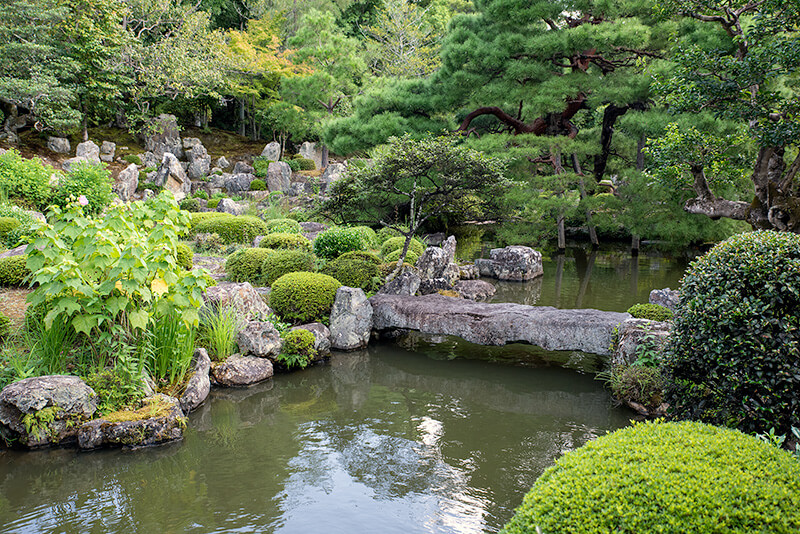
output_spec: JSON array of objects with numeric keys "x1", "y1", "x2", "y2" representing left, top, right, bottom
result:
[{"x1": 369, "y1": 294, "x2": 630, "y2": 356}]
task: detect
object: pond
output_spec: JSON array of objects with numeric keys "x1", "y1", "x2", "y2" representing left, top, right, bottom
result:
[{"x1": 0, "y1": 246, "x2": 690, "y2": 533}]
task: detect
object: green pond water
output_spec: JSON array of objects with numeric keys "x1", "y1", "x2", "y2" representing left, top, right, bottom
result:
[{"x1": 0, "y1": 246, "x2": 690, "y2": 533}]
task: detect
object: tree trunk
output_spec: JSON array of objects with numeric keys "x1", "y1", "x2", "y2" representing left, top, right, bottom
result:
[
  {"x1": 321, "y1": 144, "x2": 329, "y2": 169},
  {"x1": 238, "y1": 98, "x2": 246, "y2": 137},
  {"x1": 557, "y1": 213, "x2": 566, "y2": 252},
  {"x1": 631, "y1": 234, "x2": 640, "y2": 256},
  {"x1": 573, "y1": 153, "x2": 598, "y2": 248}
]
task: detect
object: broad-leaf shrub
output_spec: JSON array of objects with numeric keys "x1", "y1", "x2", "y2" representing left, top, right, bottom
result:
[
  {"x1": 313, "y1": 226, "x2": 373, "y2": 259},
  {"x1": 192, "y1": 214, "x2": 269, "y2": 244},
  {"x1": 258, "y1": 232, "x2": 311, "y2": 251},
  {"x1": 252, "y1": 157, "x2": 272, "y2": 178},
  {"x1": 664, "y1": 231, "x2": 800, "y2": 435},
  {"x1": 0, "y1": 255, "x2": 30, "y2": 286},
  {"x1": 380, "y1": 236, "x2": 424, "y2": 258},
  {"x1": 265, "y1": 218, "x2": 301, "y2": 234},
  {"x1": 26, "y1": 191, "x2": 212, "y2": 353},
  {"x1": 321, "y1": 256, "x2": 380, "y2": 290},
  {"x1": 501, "y1": 420, "x2": 800, "y2": 534},
  {"x1": 51, "y1": 161, "x2": 113, "y2": 215},
  {"x1": 626, "y1": 303, "x2": 673, "y2": 322},
  {"x1": 225, "y1": 248, "x2": 275, "y2": 284},
  {"x1": 270, "y1": 272, "x2": 341, "y2": 324},
  {"x1": 0, "y1": 149, "x2": 53, "y2": 209},
  {"x1": 262, "y1": 250, "x2": 316, "y2": 285}
]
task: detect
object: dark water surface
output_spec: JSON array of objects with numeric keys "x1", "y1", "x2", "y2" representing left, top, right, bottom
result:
[{"x1": 0, "y1": 246, "x2": 689, "y2": 534}]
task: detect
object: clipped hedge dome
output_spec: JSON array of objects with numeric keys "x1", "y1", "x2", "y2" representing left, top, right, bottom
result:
[
  {"x1": 192, "y1": 215, "x2": 269, "y2": 244},
  {"x1": 313, "y1": 226, "x2": 375, "y2": 259},
  {"x1": 258, "y1": 232, "x2": 312, "y2": 252},
  {"x1": 321, "y1": 256, "x2": 380, "y2": 290},
  {"x1": 384, "y1": 248, "x2": 419, "y2": 265},
  {"x1": 0, "y1": 255, "x2": 30, "y2": 287},
  {"x1": 175, "y1": 243, "x2": 193, "y2": 270},
  {"x1": 225, "y1": 248, "x2": 275, "y2": 284},
  {"x1": 380, "y1": 236, "x2": 424, "y2": 258},
  {"x1": 265, "y1": 218, "x2": 301, "y2": 234},
  {"x1": 337, "y1": 250, "x2": 382, "y2": 265},
  {"x1": 665, "y1": 230, "x2": 800, "y2": 435},
  {"x1": 626, "y1": 303, "x2": 673, "y2": 321},
  {"x1": 501, "y1": 420, "x2": 800, "y2": 534},
  {"x1": 262, "y1": 249, "x2": 316, "y2": 285},
  {"x1": 270, "y1": 272, "x2": 341, "y2": 324}
]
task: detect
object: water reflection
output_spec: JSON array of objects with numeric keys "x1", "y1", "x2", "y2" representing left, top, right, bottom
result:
[{"x1": 0, "y1": 346, "x2": 632, "y2": 534}]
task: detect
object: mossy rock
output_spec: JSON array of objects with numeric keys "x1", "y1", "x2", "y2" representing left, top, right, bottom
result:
[
  {"x1": 270, "y1": 272, "x2": 341, "y2": 324},
  {"x1": 627, "y1": 303, "x2": 673, "y2": 321},
  {"x1": 262, "y1": 250, "x2": 316, "y2": 286},
  {"x1": 265, "y1": 218, "x2": 302, "y2": 234},
  {"x1": 321, "y1": 256, "x2": 380, "y2": 290},
  {"x1": 0, "y1": 255, "x2": 29, "y2": 286},
  {"x1": 193, "y1": 215, "x2": 269, "y2": 244},
  {"x1": 501, "y1": 420, "x2": 800, "y2": 534},
  {"x1": 380, "y1": 236, "x2": 425, "y2": 258},
  {"x1": 258, "y1": 232, "x2": 312, "y2": 252},
  {"x1": 225, "y1": 248, "x2": 276, "y2": 284}
]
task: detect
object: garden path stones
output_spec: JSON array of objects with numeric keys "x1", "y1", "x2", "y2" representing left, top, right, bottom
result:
[
  {"x1": 203, "y1": 282, "x2": 273, "y2": 320},
  {"x1": 77, "y1": 394, "x2": 185, "y2": 450},
  {"x1": 476, "y1": 246, "x2": 544, "y2": 281},
  {"x1": 211, "y1": 355, "x2": 273, "y2": 387},
  {"x1": 180, "y1": 348, "x2": 211, "y2": 414},
  {"x1": 0, "y1": 375, "x2": 97, "y2": 448},
  {"x1": 237, "y1": 321, "x2": 282, "y2": 358},
  {"x1": 329, "y1": 287, "x2": 373, "y2": 351}
]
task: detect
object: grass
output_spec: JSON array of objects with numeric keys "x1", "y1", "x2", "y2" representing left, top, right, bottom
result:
[
  {"x1": 103, "y1": 396, "x2": 175, "y2": 423},
  {"x1": 198, "y1": 304, "x2": 246, "y2": 361}
]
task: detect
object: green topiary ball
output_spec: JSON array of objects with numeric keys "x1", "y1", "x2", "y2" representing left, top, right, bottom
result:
[
  {"x1": 259, "y1": 232, "x2": 311, "y2": 252},
  {"x1": 270, "y1": 272, "x2": 341, "y2": 324},
  {"x1": 380, "y1": 236, "x2": 425, "y2": 258},
  {"x1": 321, "y1": 257, "x2": 380, "y2": 290},
  {"x1": 376, "y1": 225, "x2": 408, "y2": 244},
  {"x1": 501, "y1": 420, "x2": 800, "y2": 534},
  {"x1": 206, "y1": 198, "x2": 221, "y2": 209},
  {"x1": 313, "y1": 226, "x2": 373, "y2": 259},
  {"x1": 262, "y1": 250, "x2": 316, "y2": 285},
  {"x1": 0, "y1": 217, "x2": 20, "y2": 238},
  {"x1": 278, "y1": 329, "x2": 317, "y2": 369},
  {"x1": 337, "y1": 250, "x2": 382, "y2": 265},
  {"x1": 225, "y1": 248, "x2": 275, "y2": 284},
  {"x1": 249, "y1": 178, "x2": 267, "y2": 191},
  {"x1": 665, "y1": 230, "x2": 800, "y2": 435},
  {"x1": 0, "y1": 255, "x2": 30, "y2": 286},
  {"x1": 265, "y1": 218, "x2": 302, "y2": 234},
  {"x1": 193, "y1": 215, "x2": 269, "y2": 244},
  {"x1": 384, "y1": 248, "x2": 419, "y2": 265},
  {"x1": 626, "y1": 303, "x2": 673, "y2": 321},
  {"x1": 175, "y1": 243, "x2": 193, "y2": 270}
]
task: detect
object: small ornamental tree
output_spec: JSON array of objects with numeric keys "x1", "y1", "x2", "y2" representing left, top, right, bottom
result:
[{"x1": 320, "y1": 134, "x2": 507, "y2": 277}]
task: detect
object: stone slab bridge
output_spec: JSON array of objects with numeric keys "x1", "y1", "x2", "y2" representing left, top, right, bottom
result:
[{"x1": 369, "y1": 294, "x2": 631, "y2": 357}]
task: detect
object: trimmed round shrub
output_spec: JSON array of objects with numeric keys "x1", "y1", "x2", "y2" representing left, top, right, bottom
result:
[
  {"x1": 500, "y1": 420, "x2": 800, "y2": 534},
  {"x1": 175, "y1": 243, "x2": 193, "y2": 270},
  {"x1": 337, "y1": 250, "x2": 382, "y2": 265},
  {"x1": 380, "y1": 261, "x2": 416, "y2": 278},
  {"x1": 664, "y1": 231, "x2": 800, "y2": 435},
  {"x1": 321, "y1": 257, "x2": 380, "y2": 290},
  {"x1": 350, "y1": 225, "x2": 379, "y2": 249},
  {"x1": 225, "y1": 248, "x2": 275, "y2": 284},
  {"x1": 0, "y1": 217, "x2": 20, "y2": 238},
  {"x1": 122, "y1": 154, "x2": 142, "y2": 166},
  {"x1": 285, "y1": 159, "x2": 301, "y2": 172},
  {"x1": 179, "y1": 198, "x2": 200, "y2": 212},
  {"x1": 384, "y1": 248, "x2": 419, "y2": 265},
  {"x1": 258, "y1": 232, "x2": 311, "y2": 252},
  {"x1": 0, "y1": 255, "x2": 30, "y2": 286},
  {"x1": 207, "y1": 198, "x2": 221, "y2": 209},
  {"x1": 380, "y1": 236, "x2": 425, "y2": 258},
  {"x1": 262, "y1": 250, "x2": 316, "y2": 285},
  {"x1": 313, "y1": 226, "x2": 373, "y2": 259},
  {"x1": 278, "y1": 329, "x2": 317, "y2": 369},
  {"x1": 249, "y1": 178, "x2": 267, "y2": 191},
  {"x1": 292, "y1": 157, "x2": 316, "y2": 171},
  {"x1": 270, "y1": 272, "x2": 341, "y2": 324},
  {"x1": 376, "y1": 226, "x2": 407, "y2": 244},
  {"x1": 193, "y1": 215, "x2": 269, "y2": 244},
  {"x1": 190, "y1": 211, "x2": 229, "y2": 229},
  {"x1": 265, "y1": 218, "x2": 302, "y2": 234},
  {"x1": 626, "y1": 303, "x2": 673, "y2": 321}
]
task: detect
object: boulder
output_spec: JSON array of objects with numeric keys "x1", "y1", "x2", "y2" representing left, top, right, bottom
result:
[
  {"x1": 62, "y1": 156, "x2": 101, "y2": 173},
  {"x1": 649, "y1": 288, "x2": 680, "y2": 311},
  {"x1": 216, "y1": 156, "x2": 230, "y2": 169},
  {"x1": 266, "y1": 161, "x2": 292, "y2": 193},
  {"x1": 418, "y1": 278, "x2": 454, "y2": 295},
  {"x1": 379, "y1": 271, "x2": 421, "y2": 296},
  {"x1": 0, "y1": 375, "x2": 97, "y2": 448},
  {"x1": 77, "y1": 394, "x2": 185, "y2": 449},
  {"x1": 329, "y1": 287, "x2": 373, "y2": 350},
  {"x1": 113, "y1": 163, "x2": 139, "y2": 202},
  {"x1": 179, "y1": 348, "x2": 211, "y2": 414},
  {"x1": 0, "y1": 245, "x2": 27, "y2": 259},
  {"x1": 299, "y1": 141, "x2": 322, "y2": 169},
  {"x1": 232, "y1": 161, "x2": 254, "y2": 175},
  {"x1": 75, "y1": 140, "x2": 101, "y2": 162},
  {"x1": 261, "y1": 141, "x2": 281, "y2": 161},
  {"x1": 186, "y1": 144, "x2": 211, "y2": 180},
  {"x1": 476, "y1": 246, "x2": 543, "y2": 281},
  {"x1": 203, "y1": 282, "x2": 272, "y2": 321},
  {"x1": 237, "y1": 321, "x2": 282, "y2": 358},
  {"x1": 47, "y1": 136, "x2": 70, "y2": 154},
  {"x1": 141, "y1": 151, "x2": 159, "y2": 169},
  {"x1": 370, "y1": 293, "x2": 629, "y2": 356},
  {"x1": 299, "y1": 221, "x2": 328, "y2": 241},
  {"x1": 182, "y1": 137, "x2": 203, "y2": 150},
  {"x1": 223, "y1": 172, "x2": 254, "y2": 195},
  {"x1": 320, "y1": 162, "x2": 346, "y2": 192},
  {"x1": 142, "y1": 114, "x2": 183, "y2": 159},
  {"x1": 100, "y1": 141, "x2": 116, "y2": 162},
  {"x1": 211, "y1": 355, "x2": 273, "y2": 387},
  {"x1": 215, "y1": 197, "x2": 245, "y2": 216},
  {"x1": 291, "y1": 323, "x2": 332, "y2": 355},
  {"x1": 611, "y1": 318, "x2": 672, "y2": 368},
  {"x1": 152, "y1": 152, "x2": 190, "y2": 201},
  {"x1": 458, "y1": 264, "x2": 480, "y2": 280},
  {"x1": 454, "y1": 280, "x2": 496, "y2": 302}
]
